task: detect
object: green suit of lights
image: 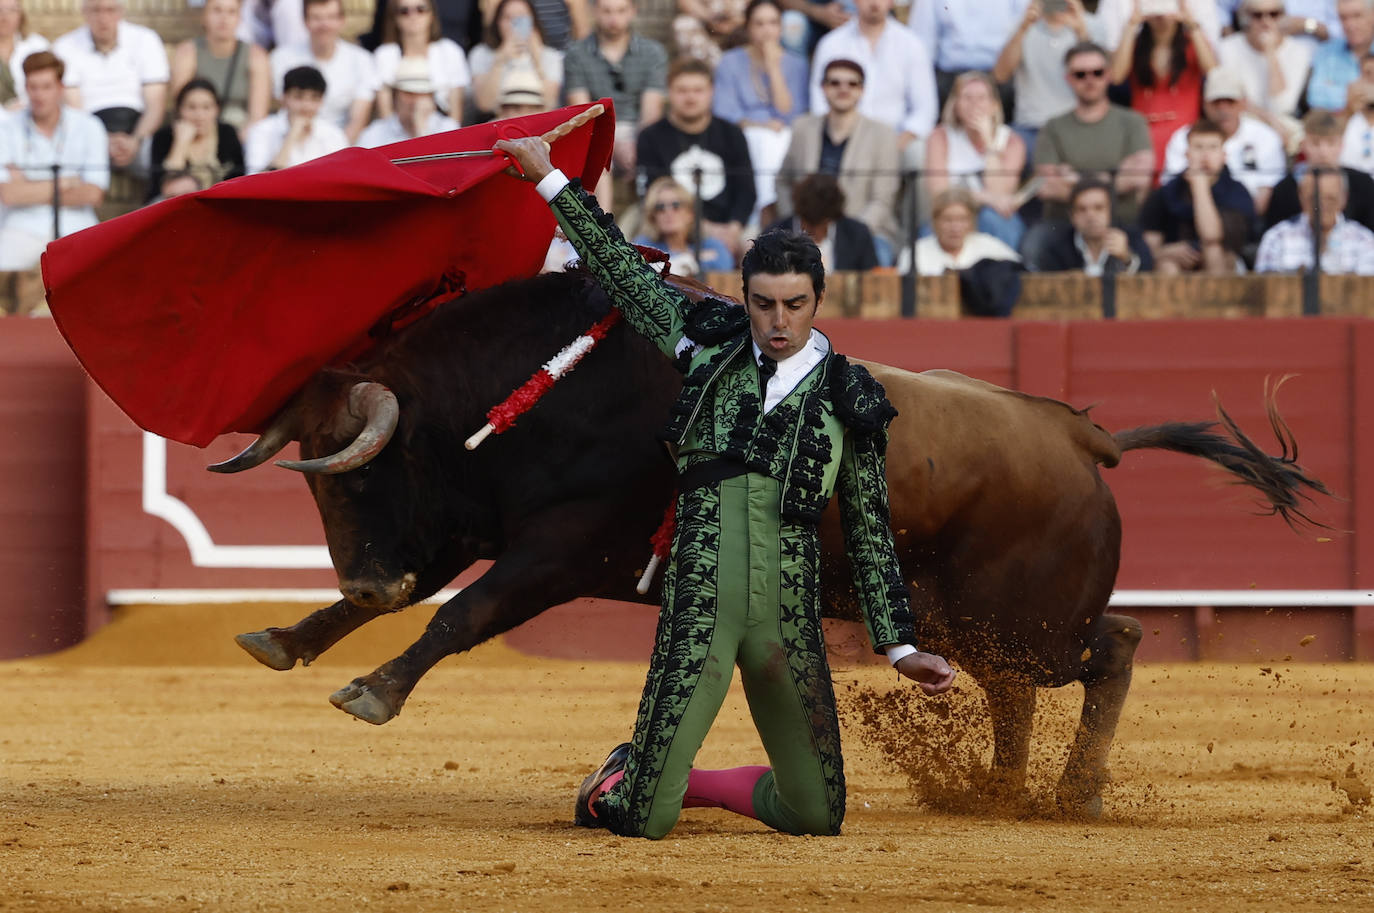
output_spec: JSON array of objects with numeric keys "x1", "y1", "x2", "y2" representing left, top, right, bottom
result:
[{"x1": 550, "y1": 180, "x2": 916, "y2": 839}]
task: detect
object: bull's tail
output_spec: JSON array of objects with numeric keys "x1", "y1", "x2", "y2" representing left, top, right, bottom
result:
[{"x1": 1112, "y1": 378, "x2": 1334, "y2": 530}]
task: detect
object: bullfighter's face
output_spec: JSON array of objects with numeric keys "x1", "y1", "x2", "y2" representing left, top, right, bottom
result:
[{"x1": 745, "y1": 272, "x2": 822, "y2": 362}]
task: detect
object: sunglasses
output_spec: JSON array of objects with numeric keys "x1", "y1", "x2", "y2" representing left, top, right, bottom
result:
[
  {"x1": 824, "y1": 77, "x2": 862, "y2": 88},
  {"x1": 1248, "y1": 8, "x2": 1284, "y2": 19},
  {"x1": 396, "y1": 4, "x2": 430, "y2": 14},
  {"x1": 653, "y1": 200, "x2": 684, "y2": 213},
  {"x1": 1071, "y1": 67, "x2": 1106, "y2": 79}
]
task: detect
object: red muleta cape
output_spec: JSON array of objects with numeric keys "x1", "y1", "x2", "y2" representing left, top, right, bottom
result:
[{"x1": 42, "y1": 101, "x2": 615, "y2": 447}]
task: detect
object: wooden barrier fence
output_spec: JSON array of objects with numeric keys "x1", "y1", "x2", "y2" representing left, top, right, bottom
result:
[{"x1": 704, "y1": 271, "x2": 1374, "y2": 321}]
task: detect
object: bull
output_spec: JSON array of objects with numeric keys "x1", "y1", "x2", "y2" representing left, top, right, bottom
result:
[{"x1": 210, "y1": 268, "x2": 1328, "y2": 816}]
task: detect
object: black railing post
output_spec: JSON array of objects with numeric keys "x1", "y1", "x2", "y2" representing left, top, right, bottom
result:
[
  {"x1": 900, "y1": 168, "x2": 917, "y2": 317},
  {"x1": 51, "y1": 163, "x2": 61, "y2": 240},
  {"x1": 691, "y1": 167, "x2": 704, "y2": 270},
  {"x1": 1303, "y1": 167, "x2": 1324, "y2": 316}
]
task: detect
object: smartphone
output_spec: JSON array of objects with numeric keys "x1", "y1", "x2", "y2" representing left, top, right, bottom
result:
[
  {"x1": 512, "y1": 14, "x2": 533, "y2": 39},
  {"x1": 1042, "y1": 0, "x2": 1068, "y2": 13},
  {"x1": 1140, "y1": 0, "x2": 1175, "y2": 15}
]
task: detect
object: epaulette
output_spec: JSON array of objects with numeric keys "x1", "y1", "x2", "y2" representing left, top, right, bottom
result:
[
  {"x1": 683, "y1": 296, "x2": 750, "y2": 347},
  {"x1": 829, "y1": 355, "x2": 897, "y2": 435}
]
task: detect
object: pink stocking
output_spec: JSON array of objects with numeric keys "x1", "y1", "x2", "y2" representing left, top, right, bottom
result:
[{"x1": 681, "y1": 766, "x2": 770, "y2": 819}]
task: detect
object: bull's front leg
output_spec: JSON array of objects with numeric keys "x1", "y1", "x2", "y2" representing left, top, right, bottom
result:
[
  {"x1": 1056, "y1": 612, "x2": 1143, "y2": 818},
  {"x1": 234, "y1": 599, "x2": 391, "y2": 671},
  {"x1": 329, "y1": 504, "x2": 640, "y2": 724},
  {"x1": 980, "y1": 675, "x2": 1035, "y2": 802}
]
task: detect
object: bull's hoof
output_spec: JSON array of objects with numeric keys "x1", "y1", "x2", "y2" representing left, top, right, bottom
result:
[
  {"x1": 235, "y1": 630, "x2": 297, "y2": 671},
  {"x1": 329, "y1": 682, "x2": 399, "y2": 725},
  {"x1": 1055, "y1": 791, "x2": 1104, "y2": 820}
]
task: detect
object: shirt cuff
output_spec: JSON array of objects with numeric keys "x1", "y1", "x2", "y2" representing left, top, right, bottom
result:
[
  {"x1": 884, "y1": 644, "x2": 919, "y2": 666},
  {"x1": 535, "y1": 169, "x2": 571, "y2": 203}
]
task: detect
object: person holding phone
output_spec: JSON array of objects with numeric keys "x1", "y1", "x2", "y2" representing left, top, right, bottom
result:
[{"x1": 468, "y1": 0, "x2": 563, "y2": 116}]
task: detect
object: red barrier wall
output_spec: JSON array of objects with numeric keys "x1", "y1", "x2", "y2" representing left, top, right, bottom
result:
[
  {"x1": 0, "y1": 320, "x2": 88, "y2": 659},
  {"x1": 5, "y1": 317, "x2": 1370, "y2": 662}
]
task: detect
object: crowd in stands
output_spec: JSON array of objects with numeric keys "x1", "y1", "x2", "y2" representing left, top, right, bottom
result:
[{"x1": 6, "y1": 0, "x2": 1374, "y2": 317}]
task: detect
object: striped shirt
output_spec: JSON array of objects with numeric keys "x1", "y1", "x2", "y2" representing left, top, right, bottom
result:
[{"x1": 1254, "y1": 215, "x2": 1374, "y2": 275}]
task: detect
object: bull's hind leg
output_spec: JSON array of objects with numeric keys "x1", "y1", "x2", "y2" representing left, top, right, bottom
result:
[
  {"x1": 1056, "y1": 613, "x2": 1143, "y2": 818},
  {"x1": 235, "y1": 600, "x2": 389, "y2": 670},
  {"x1": 981, "y1": 676, "x2": 1035, "y2": 801}
]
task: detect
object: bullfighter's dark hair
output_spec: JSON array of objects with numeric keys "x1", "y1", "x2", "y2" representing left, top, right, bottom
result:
[
  {"x1": 740, "y1": 229, "x2": 825, "y2": 302},
  {"x1": 283, "y1": 65, "x2": 327, "y2": 95}
]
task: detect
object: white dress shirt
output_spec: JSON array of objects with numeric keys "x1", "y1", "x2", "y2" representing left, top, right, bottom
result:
[
  {"x1": 269, "y1": 41, "x2": 380, "y2": 129},
  {"x1": 808, "y1": 19, "x2": 938, "y2": 138},
  {"x1": 52, "y1": 21, "x2": 169, "y2": 114},
  {"x1": 243, "y1": 110, "x2": 348, "y2": 173}
]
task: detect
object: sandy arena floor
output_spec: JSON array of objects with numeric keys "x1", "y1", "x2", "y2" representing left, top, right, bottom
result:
[{"x1": 2, "y1": 602, "x2": 1372, "y2": 913}]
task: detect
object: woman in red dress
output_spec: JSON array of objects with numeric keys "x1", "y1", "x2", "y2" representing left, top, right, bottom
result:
[{"x1": 1110, "y1": 0, "x2": 1217, "y2": 184}]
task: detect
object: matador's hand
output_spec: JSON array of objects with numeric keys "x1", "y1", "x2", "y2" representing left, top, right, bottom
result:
[
  {"x1": 895, "y1": 651, "x2": 957, "y2": 695},
  {"x1": 494, "y1": 136, "x2": 555, "y2": 184}
]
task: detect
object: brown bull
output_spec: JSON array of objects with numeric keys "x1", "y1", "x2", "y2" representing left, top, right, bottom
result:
[{"x1": 214, "y1": 268, "x2": 1327, "y2": 817}]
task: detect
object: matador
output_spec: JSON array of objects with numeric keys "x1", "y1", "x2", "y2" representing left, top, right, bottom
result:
[{"x1": 497, "y1": 136, "x2": 957, "y2": 840}]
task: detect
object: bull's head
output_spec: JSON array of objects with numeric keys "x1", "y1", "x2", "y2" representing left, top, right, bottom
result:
[{"x1": 209, "y1": 380, "x2": 418, "y2": 610}]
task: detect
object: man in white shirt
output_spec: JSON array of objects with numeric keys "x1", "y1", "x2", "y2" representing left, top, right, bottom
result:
[
  {"x1": 244, "y1": 64, "x2": 347, "y2": 172},
  {"x1": 269, "y1": 0, "x2": 378, "y2": 144},
  {"x1": 51, "y1": 0, "x2": 168, "y2": 171},
  {"x1": 1218, "y1": 0, "x2": 1314, "y2": 147},
  {"x1": 1162, "y1": 66, "x2": 1287, "y2": 214},
  {"x1": 0, "y1": 51, "x2": 107, "y2": 301},
  {"x1": 1256, "y1": 167, "x2": 1374, "y2": 273},
  {"x1": 808, "y1": 0, "x2": 936, "y2": 169},
  {"x1": 357, "y1": 59, "x2": 459, "y2": 148}
]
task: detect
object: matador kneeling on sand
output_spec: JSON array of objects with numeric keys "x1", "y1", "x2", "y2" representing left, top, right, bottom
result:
[{"x1": 497, "y1": 136, "x2": 957, "y2": 840}]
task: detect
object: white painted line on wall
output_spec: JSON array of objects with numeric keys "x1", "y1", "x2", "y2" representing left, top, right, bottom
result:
[{"x1": 142, "y1": 432, "x2": 333, "y2": 569}]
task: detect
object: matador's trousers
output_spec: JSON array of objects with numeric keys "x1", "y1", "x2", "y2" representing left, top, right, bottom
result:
[{"x1": 599, "y1": 472, "x2": 846, "y2": 839}]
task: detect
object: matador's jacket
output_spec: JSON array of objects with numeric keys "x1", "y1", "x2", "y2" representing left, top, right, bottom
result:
[{"x1": 546, "y1": 177, "x2": 917, "y2": 839}]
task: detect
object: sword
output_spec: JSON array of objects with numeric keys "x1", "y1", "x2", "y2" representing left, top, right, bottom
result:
[{"x1": 389, "y1": 103, "x2": 606, "y2": 166}]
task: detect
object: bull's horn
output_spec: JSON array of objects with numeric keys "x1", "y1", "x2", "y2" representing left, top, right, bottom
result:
[
  {"x1": 276, "y1": 382, "x2": 399, "y2": 475},
  {"x1": 206, "y1": 399, "x2": 302, "y2": 474}
]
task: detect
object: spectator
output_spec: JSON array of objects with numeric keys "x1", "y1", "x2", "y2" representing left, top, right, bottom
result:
[
  {"x1": 776, "y1": 0, "x2": 849, "y2": 58},
  {"x1": 809, "y1": 0, "x2": 937, "y2": 170},
  {"x1": 768, "y1": 171, "x2": 877, "y2": 270},
  {"x1": 714, "y1": 0, "x2": 808, "y2": 218},
  {"x1": 360, "y1": 0, "x2": 486, "y2": 53},
  {"x1": 1342, "y1": 51, "x2": 1374, "y2": 168},
  {"x1": 673, "y1": 0, "x2": 745, "y2": 68},
  {"x1": 563, "y1": 0, "x2": 668, "y2": 208},
  {"x1": 270, "y1": 0, "x2": 379, "y2": 144},
  {"x1": 631, "y1": 175, "x2": 733, "y2": 276},
  {"x1": 902, "y1": 186, "x2": 1020, "y2": 274},
  {"x1": 373, "y1": 0, "x2": 471, "y2": 120},
  {"x1": 1028, "y1": 40, "x2": 1153, "y2": 266},
  {"x1": 1109, "y1": 0, "x2": 1217, "y2": 179},
  {"x1": 496, "y1": 60, "x2": 551, "y2": 115},
  {"x1": 146, "y1": 78, "x2": 245, "y2": 203},
  {"x1": 1162, "y1": 66, "x2": 1286, "y2": 212},
  {"x1": 359, "y1": 59, "x2": 460, "y2": 145},
  {"x1": 238, "y1": 0, "x2": 308, "y2": 51},
  {"x1": 925, "y1": 70, "x2": 1028, "y2": 249},
  {"x1": 469, "y1": 0, "x2": 562, "y2": 117},
  {"x1": 1256, "y1": 167, "x2": 1374, "y2": 271},
  {"x1": 1, "y1": 0, "x2": 49, "y2": 112},
  {"x1": 151, "y1": 169, "x2": 203, "y2": 202},
  {"x1": 993, "y1": 0, "x2": 1107, "y2": 157},
  {"x1": 1095, "y1": 0, "x2": 1221, "y2": 49},
  {"x1": 1306, "y1": 0, "x2": 1372, "y2": 111},
  {"x1": 244, "y1": 64, "x2": 346, "y2": 172},
  {"x1": 908, "y1": 0, "x2": 1029, "y2": 105},
  {"x1": 1140, "y1": 117, "x2": 1256, "y2": 273},
  {"x1": 637, "y1": 57, "x2": 754, "y2": 256},
  {"x1": 52, "y1": 0, "x2": 168, "y2": 174},
  {"x1": 0, "y1": 52, "x2": 106, "y2": 282},
  {"x1": 1038, "y1": 177, "x2": 1154, "y2": 273},
  {"x1": 775, "y1": 59, "x2": 899, "y2": 259},
  {"x1": 171, "y1": 0, "x2": 271, "y2": 133},
  {"x1": 1266, "y1": 109, "x2": 1374, "y2": 229},
  {"x1": 1218, "y1": 0, "x2": 1313, "y2": 147}
]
